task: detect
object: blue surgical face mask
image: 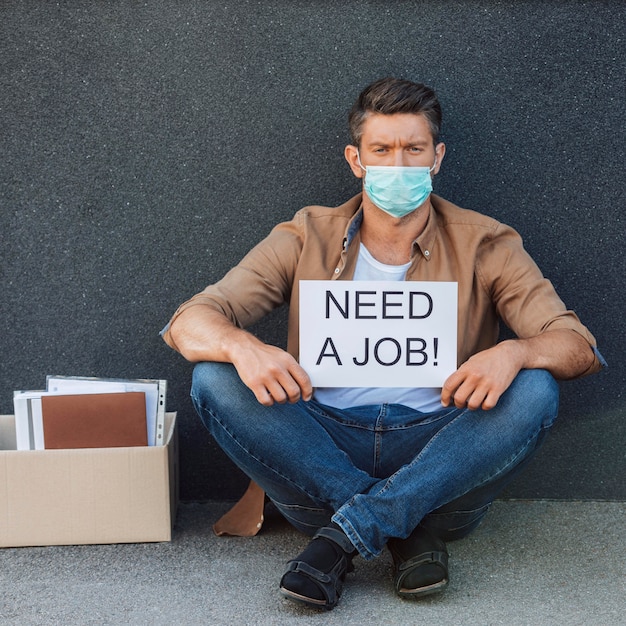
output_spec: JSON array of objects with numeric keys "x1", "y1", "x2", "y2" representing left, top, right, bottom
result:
[{"x1": 357, "y1": 152, "x2": 437, "y2": 218}]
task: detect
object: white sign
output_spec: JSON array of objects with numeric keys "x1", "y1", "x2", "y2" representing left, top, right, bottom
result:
[{"x1": 299, "y1": 280, "x2": 457, "y2": 388}]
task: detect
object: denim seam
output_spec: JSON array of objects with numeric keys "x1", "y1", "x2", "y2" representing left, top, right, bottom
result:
[
  {"x1": 373, "y1": 405, "x2": 385, "y2": 478},
  {"x1": 308, "y1": 402, "x2": 458, "y2": 430}
]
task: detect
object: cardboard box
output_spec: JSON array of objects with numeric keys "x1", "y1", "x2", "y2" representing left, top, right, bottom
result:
[{"x1": 0, "y1": 412, "x2": 178, "y2": 547}]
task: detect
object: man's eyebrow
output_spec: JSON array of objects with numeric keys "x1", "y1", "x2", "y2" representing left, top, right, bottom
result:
[{"x1": 366, "y1": 138, "x2": 431, "y2": 148}]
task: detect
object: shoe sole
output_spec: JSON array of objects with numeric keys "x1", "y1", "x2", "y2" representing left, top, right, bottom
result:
[
  {"x1": 280, "y1": 586, "x2": 336, "y2": 610},
  {"x1": 396, "y1": 577, "x2": 449, "y2": 599}
]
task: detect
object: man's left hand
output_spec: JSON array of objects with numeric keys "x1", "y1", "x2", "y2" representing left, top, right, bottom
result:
[{"x1": 441, "y1": 341, "x2": 523, "y2": 411}]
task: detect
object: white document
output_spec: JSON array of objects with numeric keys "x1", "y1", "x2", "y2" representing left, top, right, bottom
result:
[
  {"x1": 299, "y1": 280, "x2": 458, "y2": 388},
  {"x1": 13, "y1": 391, "x2": 55, "y2": 450}
]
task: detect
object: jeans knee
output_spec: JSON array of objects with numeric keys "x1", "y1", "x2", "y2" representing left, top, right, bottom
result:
[
  {"x1": 192, "y1": 362, "x2": 237, "y2": 402},
  {"x1": 513, "y1": 369, "x2": 560, "y2": 429},
  {"x1": 190, "y1": 362, "x2": 246, "y2": 429}
]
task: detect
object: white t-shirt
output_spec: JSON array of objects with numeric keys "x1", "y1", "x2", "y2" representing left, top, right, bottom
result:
[{"x1": 313, "y1": 244, "x2": 444, "y2": 412}]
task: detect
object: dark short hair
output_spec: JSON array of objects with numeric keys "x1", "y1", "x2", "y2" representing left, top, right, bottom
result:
[{"x1": 348, "y1": 77, "x2": 442, "y2": 147}]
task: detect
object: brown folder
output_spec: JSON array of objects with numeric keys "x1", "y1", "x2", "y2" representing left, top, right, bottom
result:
[{"x1": 41, "y1": 392, "x2": 148, "y2": 449}]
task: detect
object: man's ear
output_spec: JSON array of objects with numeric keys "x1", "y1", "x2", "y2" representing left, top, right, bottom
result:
[
  {"x1": 432, "y1": 142, "x2": 446, "y2": 175},
  {"x1": 344, "y1": 144, "x2": 364, "y2": 179}
]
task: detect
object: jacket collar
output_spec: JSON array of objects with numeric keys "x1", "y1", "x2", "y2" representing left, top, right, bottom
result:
[{"x1": 413, "y1": 196, "x2": 442, "y2": 262}]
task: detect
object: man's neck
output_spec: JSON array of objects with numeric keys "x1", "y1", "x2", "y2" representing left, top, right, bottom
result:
[{"x1": 360, "y1": 198, "x2": 431, "y2": 265}]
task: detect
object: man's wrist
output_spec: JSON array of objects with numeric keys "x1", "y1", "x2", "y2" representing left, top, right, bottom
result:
[{"x1": 498, "y1": 339, "x2": 531, "y2": 371}]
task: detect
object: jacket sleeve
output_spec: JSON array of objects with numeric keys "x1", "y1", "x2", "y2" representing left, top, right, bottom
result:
[{"x1": 476, "y1": 223, "x2": 605, "y2": 375}]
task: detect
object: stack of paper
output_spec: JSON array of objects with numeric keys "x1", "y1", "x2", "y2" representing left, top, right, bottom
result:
[{"x1": 13, "y1": 376, "x2": 167, "y2": 450}]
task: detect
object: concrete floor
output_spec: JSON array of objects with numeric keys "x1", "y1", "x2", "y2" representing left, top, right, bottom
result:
[{"x1": 1, "y1": 500, "x2": 624, "y2": 625}]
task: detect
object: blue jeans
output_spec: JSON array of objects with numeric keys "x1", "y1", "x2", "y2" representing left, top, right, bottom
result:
[{"x1": 191, "y1": 363, "x2": 559, "y2": 560}]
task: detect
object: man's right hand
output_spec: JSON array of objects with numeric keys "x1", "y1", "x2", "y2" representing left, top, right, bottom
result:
[{"x1": 230, "y1": 340, "x2": 313, "y2": 406}]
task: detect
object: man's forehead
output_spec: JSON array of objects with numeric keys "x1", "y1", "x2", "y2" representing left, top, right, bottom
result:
[{"x1": 361, "y1": 112, "x2": 433, "y2": 144}]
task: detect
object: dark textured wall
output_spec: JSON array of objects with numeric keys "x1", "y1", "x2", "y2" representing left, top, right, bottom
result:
[{"x1": 2, "y1": 1, "x2": 624, "y2": 502}]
